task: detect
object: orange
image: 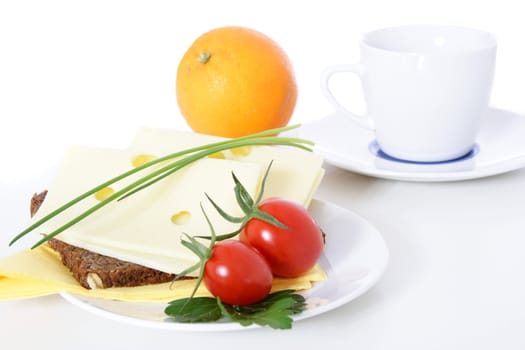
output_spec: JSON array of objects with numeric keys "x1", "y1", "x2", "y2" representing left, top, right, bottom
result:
[{"x1": 176, "y1": 26, "x2": 298, "y2": 138}]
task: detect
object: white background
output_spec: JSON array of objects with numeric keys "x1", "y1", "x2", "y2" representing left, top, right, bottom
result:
[
  {"x1": 2, "y1": 1, "x2": 525, "y2": 349},
  {"x1": 2, "y1": 0, "x2": 525, "y2": 181}
]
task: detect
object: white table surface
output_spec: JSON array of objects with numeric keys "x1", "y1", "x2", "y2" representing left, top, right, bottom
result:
[
  {"x1": 2, "y1": 165, "x2": 525, "y2": 349},
  {"x1": 2, "y1": 0, "x2": 525, "y2": 349}
]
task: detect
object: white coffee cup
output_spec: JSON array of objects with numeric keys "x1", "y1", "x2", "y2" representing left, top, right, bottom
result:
[{"x1": 321, "y1": 25, "x2": 497, "y2": 162}]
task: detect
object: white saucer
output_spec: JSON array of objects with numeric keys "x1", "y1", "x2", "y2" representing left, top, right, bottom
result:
[{"x1": 300, "y1": 107, "x2": 525, "y2": 182}]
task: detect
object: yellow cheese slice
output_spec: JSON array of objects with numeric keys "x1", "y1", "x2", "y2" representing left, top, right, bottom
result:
[
  {"x1": 129, "y1": 128, "x2": 325, "y2": 207},
  {"x1": 31, "y1": 145, "x2": 263, "y2": 274},
  {"x1": 0, "y1": 245, "x2": 326, "y2": 302}
]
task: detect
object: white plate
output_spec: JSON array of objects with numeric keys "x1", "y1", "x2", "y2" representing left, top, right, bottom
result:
[
  {"x1": 60, "y1": 199, "x2": 389, "y2": 331},
  {"x1": 300, "y1": 107, "x2": 525, "y2": 182}
]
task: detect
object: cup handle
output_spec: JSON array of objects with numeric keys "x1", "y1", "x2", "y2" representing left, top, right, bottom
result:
[{"x1": 320, "y1": 64, "x2": 374, "y2": 130}]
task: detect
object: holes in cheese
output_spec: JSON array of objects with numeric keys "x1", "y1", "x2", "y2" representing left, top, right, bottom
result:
[
  {"x1": 208, "y1": 152, "x2": 226, "y2": 159},
  {"x1": 131, "y1": 154, "x2": 157, "y2": 167},
  {"x1": 208, "y1": 147, "x2": 251, "y2": 160},
  {"x1": 94, "y1": 187, "x2": 115, "y2": 201},
  {"x1": 171, "y1": 211, "x2": 191, "y2": 225},
  {"x1": 230, "y1": 146, "x2": 252, "y2": 157}
]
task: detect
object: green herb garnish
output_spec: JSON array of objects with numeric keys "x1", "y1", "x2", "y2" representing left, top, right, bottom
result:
[
  {"x1": 165, "y1": 290, "x2": 306, "y2": 329},
  {"x1": 9, "y1": 124, "x2": 313, "y2": 248}
]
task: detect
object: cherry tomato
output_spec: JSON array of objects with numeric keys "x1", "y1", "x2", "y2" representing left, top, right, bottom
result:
[
  {"x1": 204, "y1": 240, "x2": 272, "y2": 305},
  {"x1": 240, "y1": 198, "x2": 324, "y2": 278}
]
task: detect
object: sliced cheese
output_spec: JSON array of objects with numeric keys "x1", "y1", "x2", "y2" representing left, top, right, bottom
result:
[
  {"x1": 23, "y1": 128, "x2": 325, "y2": 287},
  {"x1": 31, "y1": 145, "x2": 263, "y2": 274},
  {"x1": 129, "y1": 128, "x2": 325, "y2": 207}
]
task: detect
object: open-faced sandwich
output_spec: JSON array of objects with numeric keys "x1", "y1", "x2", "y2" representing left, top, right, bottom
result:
[{"x1": 1, "y1": 126, "x2": 327, "y2": 322}]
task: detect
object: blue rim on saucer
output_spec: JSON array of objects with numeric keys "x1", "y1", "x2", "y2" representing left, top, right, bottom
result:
[{"x1": 368, "y1": 141, "x2": 481, "y2": 165}]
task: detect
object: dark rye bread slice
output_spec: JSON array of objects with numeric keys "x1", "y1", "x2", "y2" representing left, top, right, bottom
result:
[
  {"x1": 31, "y1": 191, "x2": 185, "y2": 289},
  {"x1": 46, "y1": 239, "x2": 177, "y2": 289}
]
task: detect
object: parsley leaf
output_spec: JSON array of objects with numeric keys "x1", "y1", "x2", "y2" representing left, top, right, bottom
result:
[
  {"x1": 164, "y1": 290, "x2": 306, "y2": 329},
  {"x1": 165, "y1": 297, "x2": 222, "y2": 323}
]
